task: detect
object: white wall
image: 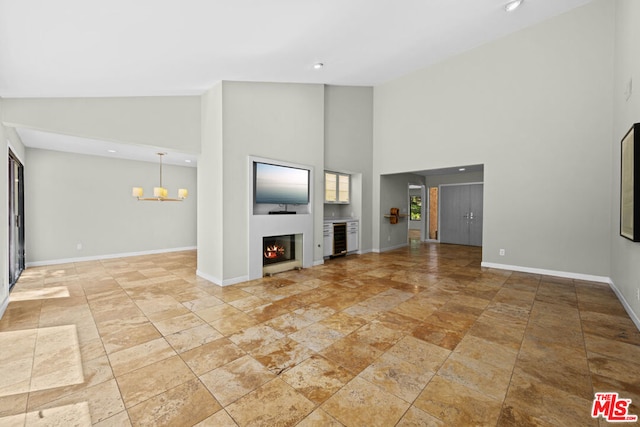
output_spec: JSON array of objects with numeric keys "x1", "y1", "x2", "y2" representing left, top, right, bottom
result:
[
  {"x1": 611, "y1": 0, "x2": 640, "y2": 324},
  {"x1": 0, "y1": 100, "x2": 9, "y2": 314},
  {"x1": 373, "y1": 0, "x2": 614, "y2": 277},
  {"x1": 2, "y1": 96, "x2": 201, "y2": 153},
  {"x1": 196, "y1": 82, "x2": 325, "y2": 283},
  {"x1": 324, "y1": 86, "x2": 374, "y2": 252},
  {"x1": 379, "y1": 173, "x2": 424, "y2": 251},
  {"x1": 197, "y1": 84, "x2": 224, "y2": 283},
  {"x1": 25, "y1": 149, "x2": 197, "y2": 264},
  {"x1": 424, "y1": 171, "x2": 484, "y2": 188}
]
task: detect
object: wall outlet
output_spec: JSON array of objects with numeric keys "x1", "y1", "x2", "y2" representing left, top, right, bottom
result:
[
  {"x1": 77, "y1": 243, "x2": 82, "y2": 250},
  {"x1": 499, "y1": 249, "x2": 505, "y2": 256}
]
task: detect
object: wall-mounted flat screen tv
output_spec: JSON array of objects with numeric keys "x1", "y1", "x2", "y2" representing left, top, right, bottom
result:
[{"x1": 254, "y1": 162, "x2": 310, "y2": 205}]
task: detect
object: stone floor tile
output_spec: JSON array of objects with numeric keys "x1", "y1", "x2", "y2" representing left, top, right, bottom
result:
[
  {"x1": 225, "y1": 378, "x2": 315, "y2": 426},
  {"x1": 322, "y1": 376, "x2": 410, "y2": 427}
]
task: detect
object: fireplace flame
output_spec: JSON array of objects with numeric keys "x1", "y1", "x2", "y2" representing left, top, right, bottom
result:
[{"x1": 264, "y1": 243, "x2": 286, "y2": 259}]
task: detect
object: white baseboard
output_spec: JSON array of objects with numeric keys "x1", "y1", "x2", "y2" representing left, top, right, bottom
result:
[
  {"x1": 375, "y1": 243, "x2": 409, "y2": 253},
  {"x1": 26, "y1": 246, "x2": 197, "y2": 268},
  {"x1": 223, "y1": 275, "x2": 249, "y2": 286},
  {"x1": 0, "y1": 295, "x2": 8, "y2": 319},
  {"x1": 196, "y1": 269, "x2": 222, "y2": 286},
  {"x1": 607, "y1": 279, "x2": 640, "y2": 332},
  {"x1": 313, "y1": 260, "x2": 325, "y2": 266},
  {"x1": 357, "y1": 249, "x2": 373, "y2": 255},
  {"x1": 480, "y1": 262, "x2": 610, "y2": 284},
  {"x1": 196, "y1": 270, "x2": 249, "y2": 287},
  {"x1": 482, "y1": 261, "x2": 640, "y2": 332}
]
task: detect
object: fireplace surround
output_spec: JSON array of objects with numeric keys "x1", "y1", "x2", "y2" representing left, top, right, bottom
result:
[
  {"x1": 249, "y1": 156, "x2": 315, "y2": 281},
  {"x1": 262, "y1": 233, "x2": 303, "y2": 276}
]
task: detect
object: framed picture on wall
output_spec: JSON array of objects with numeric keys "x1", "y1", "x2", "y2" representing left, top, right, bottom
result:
[{"x1": 620, "y1": 123, "x2": 640, "y2": 241}]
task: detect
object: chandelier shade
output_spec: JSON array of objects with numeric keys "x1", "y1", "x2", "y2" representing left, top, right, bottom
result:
[{"x1": 133, "y1": 153, "x2": 188, "y2": 202}]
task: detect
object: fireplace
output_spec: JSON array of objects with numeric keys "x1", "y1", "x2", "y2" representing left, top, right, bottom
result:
[
  {"x1": 262, "y1": 233, "x2": 303, "y2": 276},
  {"x1": 263, "y1": 235, "x2": 295, "y2": 266}
]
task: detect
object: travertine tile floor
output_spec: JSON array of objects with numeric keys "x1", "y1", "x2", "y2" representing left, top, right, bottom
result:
[{"x1": 0, "y1": 243, "x2": 639, "y2": 426}]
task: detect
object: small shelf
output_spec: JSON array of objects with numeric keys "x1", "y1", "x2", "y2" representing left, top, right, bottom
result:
[{"x1": 384, "y1": 208, "x2": 407, "y2": 224}]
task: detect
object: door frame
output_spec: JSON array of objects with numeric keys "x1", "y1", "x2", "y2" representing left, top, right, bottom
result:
[
  {"x1": 8, "y1": 148, "x2": 25, "y2": 289},
  {"x1": 407, "y1": 184, "x2": 426, "y2": 242},
  {"x1": 424, "y1": 185, "x2": 439, "y2": 242}
]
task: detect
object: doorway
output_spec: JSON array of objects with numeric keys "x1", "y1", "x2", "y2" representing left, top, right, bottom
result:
[
  {"x1": 439, "y1": 183, "x2": 483, "y2": 246},
  {"x1": 427, "y1": 187, "x2": 439, "y2": 240},
  {"x1": 408, "y1": 185, "x2": 424, "y2": 242},
  {"x1": 8, "y1": 150, "x2": 25, "y2": 288}
]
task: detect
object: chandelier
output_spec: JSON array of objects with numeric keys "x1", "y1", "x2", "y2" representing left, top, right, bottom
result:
[{"x1": 132, "y1": 153, "x2": 188, "y2": 202}]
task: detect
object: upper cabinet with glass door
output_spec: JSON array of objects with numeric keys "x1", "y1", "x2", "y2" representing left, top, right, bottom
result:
[{"x1": 325, "y1": 171, "x2": 350, "y2": 204}]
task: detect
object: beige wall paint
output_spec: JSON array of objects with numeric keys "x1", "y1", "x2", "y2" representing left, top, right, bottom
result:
[
  {"x1": 3, "y1": 96, "x2": 201, "y2": 153},
  {"x1": 373, "y1": 0, "x2": 614, "y2": 276},
  {"x1": 25, "y1": 149, "x2": 197, "y2": 264},
  {"x1": 611, "y1": 0, "x2": 640, "y2": 323}
]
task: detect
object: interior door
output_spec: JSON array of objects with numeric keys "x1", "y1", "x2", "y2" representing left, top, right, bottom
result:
[
  {"x1": 440, "y1": 185, "x2": 469, "y2": 245},
  {"x1": 439, "y1": 183, "x2": 483, "y2": 247},
  {"x1": 468, "y1": 184, "x2": 483, "y2": 246},
  {"x1": 8, "y1": 151, "x2": 25, "y2": 288}
]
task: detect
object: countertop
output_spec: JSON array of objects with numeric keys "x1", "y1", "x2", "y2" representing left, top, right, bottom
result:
[{"x1": 323, "y1": 217, "x2": 359, "y2": 223}]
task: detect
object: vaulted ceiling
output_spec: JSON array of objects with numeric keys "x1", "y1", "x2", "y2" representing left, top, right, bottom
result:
[{"x1": 0, "y1": 0, "x2": 594, "y2": 98}]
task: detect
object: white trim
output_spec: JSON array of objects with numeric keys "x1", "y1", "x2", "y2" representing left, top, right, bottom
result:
[
  {"x1": 196, "y1": 270, "x2": 249, "y2": 287},
  {"x1": 376, "y1": 243, "x2": 409, "y2": 253},
  {"x1": 7, "y1": 140, "x2": 25, "y2": 165},
  {"x1": 0, "y1": 296, "x2": 8, "y2": 319},
  {"x1": 480, "y1": 262, "x2": 610, "y2": 283},
  {"x1": 196, "y1": 269, "x2": 222, "y2": 286},
  {"x1": 439, "y1": 181, "x2": 484, "y2": 187},
  {"x1": 223, "y1": 275, "x2": 250, "y2": 286},
  {"x1": 607, "y1": 279, "x2": 640, "y2": 332},
  {"x1": 481, "y1": 262, "x2": 639, "y2": 332},
  {"x1": 26, "y1": 246, "x2": 196, "y2": 267},
  {"x1": 313, "y1": 260, "x2": 324, "y2": 266}
]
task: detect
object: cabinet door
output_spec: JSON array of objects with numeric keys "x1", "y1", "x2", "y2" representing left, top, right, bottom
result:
[
  {"x1": 347, "y1": 221, "x2": 358, "y2": 252},
  {"x1": 325, "y1": 173, "x2": 337, "y2": 203},
  {"x1": 323, "y1": 224, "x2": 333, "y2": 257}
]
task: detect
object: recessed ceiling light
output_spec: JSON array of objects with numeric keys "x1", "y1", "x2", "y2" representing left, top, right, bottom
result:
[
  {"x1": 504, "y1": 0, "x2": 523, "y2": 12},
  {"x1": 107, "y1": 149, "x2": 116, "y2": 153},
  {"x1": 313, "y1": 62, "x2": 324, "y2": 70},
  {"x1": 459, "y1": 168, "x2": 466, "y2": 171},
  {"x1": 185, "y1": 159, "x2": 192, "y2": 163}
]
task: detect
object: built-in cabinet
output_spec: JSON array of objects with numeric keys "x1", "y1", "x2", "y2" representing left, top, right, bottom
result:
[
  {"x1": 323, "y1": 223, "x2": 333, "y2": 257},
  {"x1": 325, "y1": 171, "x2": 350, "y2": 204},
  {"x1": 347, "y1": 220, "x2": 358, "y2": 252},
  {"x1": 323, "y1": 219, "x2": 359, "y2": 257}
]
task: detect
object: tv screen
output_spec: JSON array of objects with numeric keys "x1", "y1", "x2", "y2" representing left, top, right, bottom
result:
[{"x1": 254, "y1": 162, "x2": 310, "y2": 205}]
